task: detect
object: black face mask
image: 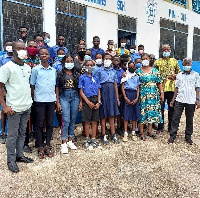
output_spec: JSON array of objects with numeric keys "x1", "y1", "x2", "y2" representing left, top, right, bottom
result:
[
  {"x1": 129, "y1": 67, "x2": 136, "y2": 73},
  {"x1": 78, "y1": 51, "x2": 86, "y2": 58}
]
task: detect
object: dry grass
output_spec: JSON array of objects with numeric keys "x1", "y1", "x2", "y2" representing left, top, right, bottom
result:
[{"x1": 0, "y1": 110, "x2": 200, "y2": 198}]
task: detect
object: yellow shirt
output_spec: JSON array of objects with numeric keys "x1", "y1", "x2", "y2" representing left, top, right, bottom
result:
[
  {"x1": 116, "y1": 48, "x2": 130, "y2": 56},
  {"x1": 154, "y1": 58, "x2": 181, "y2": 92}
]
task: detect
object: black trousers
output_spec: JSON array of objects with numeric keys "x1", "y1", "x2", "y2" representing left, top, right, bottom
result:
[
  {"x1": 158, "y1": 91, "x2": 175, "y2": 131},
  {"x1": 170, "y1": 101, "x2": 195, "y2": 140},
  {"x1": 24, "y1": 105, "x2": 35, "y2": 146},
  {"x1": 34, "y1": 102, "x2": 55, "y2": 148}
]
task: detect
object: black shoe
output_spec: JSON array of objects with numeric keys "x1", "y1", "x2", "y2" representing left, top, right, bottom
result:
[
  {"x1": 185, "y1": 139, "x2": 193, "y2": 145},
  {"x1": 168, "y1": 137, "x2": 175, "y2": 144},
  {"x1": 16, "y1": 156, "x2": 34, "y2": 163},
  {"x1": 23, "y1": 145, "x2": 32, "y2": 153},
  {"x1": 7, "y1": 162, "x2": 19, "y2": 173}
]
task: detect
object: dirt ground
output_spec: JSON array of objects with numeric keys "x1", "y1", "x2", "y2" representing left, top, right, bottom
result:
[{"x1": 0, "y1": 109, "x2": 200, "y2": 198}]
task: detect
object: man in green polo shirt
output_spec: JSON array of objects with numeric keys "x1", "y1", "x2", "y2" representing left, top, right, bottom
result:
[{"x1": 0, "y1": 41, "x2": 34, "y2": 173}]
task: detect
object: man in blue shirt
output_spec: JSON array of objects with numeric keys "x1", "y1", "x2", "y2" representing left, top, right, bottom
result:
[
  {"x1": 52, "y1": 48, "x2": 66, "y2": 72},
  {"x1": 52, "y1": 34, "x2": 68, "y2": 60},
  {"x1": 30, "y1": 47, "x2": 56, "y2": 158},
  {"x1": 90, "y1": 36, "x2": 104, "y2": 60},
  {"x1": 42, "y1": 32, "x2": 54, "y2": 65},
  {"x1": 131, "y1": 44, "x2": 145, "y2": 62},
  {"x1": 0, "y1": 41, "x2": 13, "y2": 67},
  {"x1": 0, "y1": 41, "x2": 13, "y2": 144}
]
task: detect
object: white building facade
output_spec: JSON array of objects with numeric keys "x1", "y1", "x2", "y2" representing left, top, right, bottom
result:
[{"x1": 1, "y1": 0, "x2": 200, "y2": 60}]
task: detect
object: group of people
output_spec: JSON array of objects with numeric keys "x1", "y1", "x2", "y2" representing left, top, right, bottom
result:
[{"x1": 0, "y1": 26, "x2": 199, "y2": 173}]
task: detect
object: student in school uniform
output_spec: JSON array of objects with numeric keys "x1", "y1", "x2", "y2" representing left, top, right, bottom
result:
[
  {"x1": 52, "y1": 48, "x2": 66, "y2": 72},
  {"x1": 30, "y1": 47, "x2": 56, "y2": 159},
  {"x1": 42, "y1": 32, "x2": 54, "y2": 65},
  {"x1": 79, "y1": 60, "x2": 101, "y2": 149},
  {"x1": 121, "y1": 61, "x2": 141, "y2": 141},
  {"x1": 168, "y1": 57, "x2": 200, "y2": 145},
  {"x1": 112, "y1": 55, "x2": 125, "y2": 134},
  {"x1": 95, "y1": 53, "x2": 120, "y2": 144}
]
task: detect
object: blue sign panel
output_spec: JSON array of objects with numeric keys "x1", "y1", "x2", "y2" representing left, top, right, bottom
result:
[{"x1": 117, "y1": 0, "x2": 126, "y2": 11}]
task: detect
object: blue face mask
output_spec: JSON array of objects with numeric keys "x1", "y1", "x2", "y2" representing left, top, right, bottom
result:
[
  {"x1": 84, "y1": 55, "x2": 91, "y2": 61},
  {"x1": 183, "y1": 66, "x2": 192, "y2": 72},
  {"x1": 58, "y1": 55, "x2": 65, "y2": 61},
  {"x1": 65, "y1": 63, "x2": 74, "y2": 70},
  {"x1": 44, "y1": 38, "x2": 50, "y2": 44},
  {"x1": 135, "y1": 63, "x2": 142, "y2": 68},
  {"x1": 163, "y1": 52, "x2": 170, "y2": 57}
]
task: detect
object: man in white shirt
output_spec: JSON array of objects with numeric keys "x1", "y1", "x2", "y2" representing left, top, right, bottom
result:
[
  {"x1": 0, "y1": 41, "x2": 33, "y2": 173},
  {"x1": 168, "y1": 57, "x2": 200, "y2": 145}
]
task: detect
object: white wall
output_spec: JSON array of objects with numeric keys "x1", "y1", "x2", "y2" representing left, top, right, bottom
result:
[
  {"x1": 86, "y1": 7, "x2": 118, "y2": 50},
  {"x1": 43, "y1": 0, "x2": 200, "y2": 57},
  {"x1": 43, "y1": 0, "x2": 56, "y2": 47}
]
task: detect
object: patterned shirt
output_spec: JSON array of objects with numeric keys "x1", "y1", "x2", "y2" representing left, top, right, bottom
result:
[
  {"x1": 154, "y1": 58, "x2": 181, "y2": 92},
  {"x1": 23, "y1": 56, "x2": 40, "y2": 69},
  {"x1": 116, "y1": 48, "x2": 130, "y2": 56}
]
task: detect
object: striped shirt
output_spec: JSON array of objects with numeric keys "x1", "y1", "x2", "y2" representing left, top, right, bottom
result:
[{"x1": 175, "y1": 71, "x2": 199, "y2": 104}]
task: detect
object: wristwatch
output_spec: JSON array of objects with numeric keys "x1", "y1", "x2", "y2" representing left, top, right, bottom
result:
[{"x1": 98, "y1": 101, "x2": 102, "y2": 105}]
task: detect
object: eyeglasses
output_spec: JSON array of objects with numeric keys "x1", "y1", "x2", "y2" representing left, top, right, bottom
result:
[{"x1": 19, "y1": 31, "x2": 28, "y2": 33}]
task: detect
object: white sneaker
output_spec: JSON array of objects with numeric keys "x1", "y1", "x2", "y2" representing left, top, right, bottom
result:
[
  {"x1": 61, "y1": 143, "x2": 68, "y2": 154},
  {"x1": 67, "y1": 141, "x2": 77, "y2": 150},
  {"x1": 123, "y1": 132, "x2": 128, "y2": 142},
  {"x1": 132, "y1": 131, "x2": 136, "y2": 136}
]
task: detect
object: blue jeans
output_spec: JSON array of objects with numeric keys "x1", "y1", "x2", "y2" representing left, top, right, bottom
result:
[{"x1": 60, "y1": 89, "x2": 79, "y2": 140}]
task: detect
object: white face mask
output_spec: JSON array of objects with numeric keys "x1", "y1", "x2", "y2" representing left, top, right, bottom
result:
[
  {"x1": 6, "y1": 46, "x2": 13, "y2": 53},
  {"x1": 104, "y1": 59, "x2": 112, "y2": 68},
  {"x1": 96, "y1": 58, "x2": 102, "y2": 65},
  {"x1": 130, "y1": 49, "x2": 135, "y2": 54},
  {"x1": 65, "y1": 63, "x2": 74, "y2": 70},
  {"x1": 121, "y1": 43, "x2": 126, "y2": 48},
  {"x1": 17, "y1": 50, "x2": 27, "y2": 59},
  {"x1": 142, "y1": 60, "x2": 149, "y2": 67}
]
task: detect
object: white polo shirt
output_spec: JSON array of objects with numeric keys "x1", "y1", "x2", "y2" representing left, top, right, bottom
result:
[
  {"x1": 0, "y1": 61, "x2": 32, "y2": 112},
  {"x1": 175, "y1": 70, "x2": 199, "y2": 104}
]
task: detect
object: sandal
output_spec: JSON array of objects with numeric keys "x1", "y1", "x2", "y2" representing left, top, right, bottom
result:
[
  {"x1": 147, "y1": 132, "x2": 157, "y2": 139},
  {"x1": 156, "y1": 130, "x2": 162, "y2": 134},
  {"x1": 44, "y1": 145, "x2": 54, "y2": 157},
  {"x1": 38, "y1": 147, "x2": 46, "y2": 159},
  {"x1": 139, "y1": 133, "x2": 147, "y2": 141}
]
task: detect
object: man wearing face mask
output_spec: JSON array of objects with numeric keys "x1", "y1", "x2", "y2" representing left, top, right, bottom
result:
[
  {"x1": 131, "y1": 44, "x2": 145, "y2": 62},
  {"x1": 168, "y1": 58, "x2": 200, "y2": 145},
  {"x1": 154, "y1": 44, "x2": 181, "y2": 133},
  {"x1": 0, "y1": 41, "x2": 13, "y2": 67},
  {"x1": 74, "y1": 44, "x2": 87, "y2": 73},
  {"x1": 24, "y1": 41, "x2": 40, "y2": 69},
  {"x1": 52, "y1": 48, "x2": 66, "y2": 72},
  {"x1": 23, "y1": 40, "x2": 40, "y2": 153},
  {"x1": 0, "y1": 41, "x2": 13, "y2": 144},
  {"x1": 117, "y1": 38, "x2": 130, "y2": 56},
  {"x1": 0, "y1": 41, "x2": 33, "y2": 173},
  {"x1": 42, "y1": 32, "x2": 54, "y2": 65},
  {"x1": 105, "y1": 40, "x2": 116, "y2": 56}
]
